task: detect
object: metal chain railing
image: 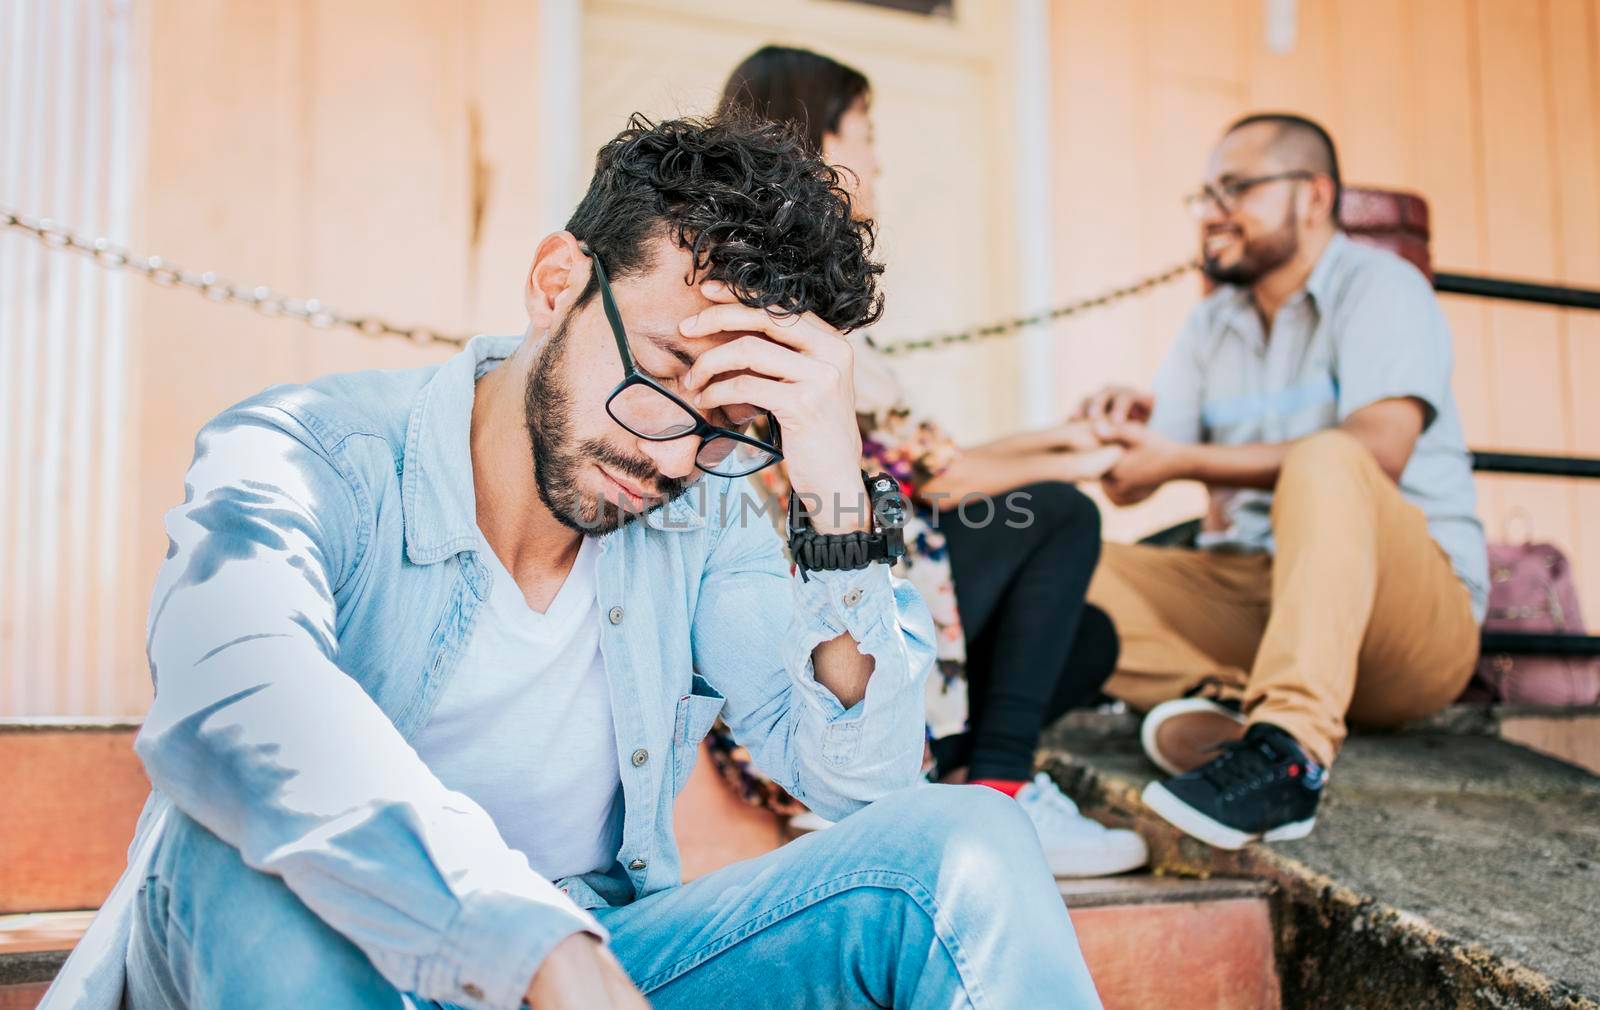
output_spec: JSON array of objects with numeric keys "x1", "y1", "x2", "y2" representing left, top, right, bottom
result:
[
  {"x1": 2, "y1": 206, "x2": 1196, "y2": 356},
  {"x1": 1, "y1": 208, "x2": 470, "y2": 349},
  {"x1": 866, "y1": 259, "x2": 1198, "y2": 356}
]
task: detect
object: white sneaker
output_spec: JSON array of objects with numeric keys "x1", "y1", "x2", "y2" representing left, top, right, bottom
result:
[
  {"x1": 787, "y1": 809, "x2": 835, "y2": 833},
  {"x1": 1015, "y1": 773, "x2": 1149, "y2": 878}
]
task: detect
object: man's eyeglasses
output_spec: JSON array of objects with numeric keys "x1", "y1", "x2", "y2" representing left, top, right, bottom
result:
[
  {"x1": 583, "y1": 245, "x2": 783, "y2": 478},
  {"x1": 1183, "y1": 170, "x2": 1315, "y2": 218}
]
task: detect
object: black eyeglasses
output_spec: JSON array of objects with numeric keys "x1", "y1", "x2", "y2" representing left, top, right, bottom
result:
[
  {"x1": 1184, "y1": 170, "x2": 1315, "y2": 218},
  {"x1": 583, "y1": 245, "x2": 783, "y2": 478}
]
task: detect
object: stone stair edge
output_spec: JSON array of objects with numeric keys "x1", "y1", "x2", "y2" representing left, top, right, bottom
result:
[
  {"x1": 1039, "y1": 747, "x2": 1600, "y2": 1010},
  {"x1": 0, "y1": 950, "x2": 68, "y2": 988},
  {"x1": 1057, "y1": 874, "x2": 1272, "y2": 909},
  {"x1": 0, "y1": 718, "x2": 141, "y2": 733}
]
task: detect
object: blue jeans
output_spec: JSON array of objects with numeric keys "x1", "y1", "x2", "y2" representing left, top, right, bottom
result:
[{"x1": 126, "y1": 786, "x2": 1102, "y2": 1009}]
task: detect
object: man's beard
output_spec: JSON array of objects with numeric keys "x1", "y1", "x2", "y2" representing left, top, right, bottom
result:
[
  {"x1": 523, "y1": 318, "x2": 691, "y2": 535},
  {"x1": 1202, "y1": 202, "x2": 1300, "y2": 286}
]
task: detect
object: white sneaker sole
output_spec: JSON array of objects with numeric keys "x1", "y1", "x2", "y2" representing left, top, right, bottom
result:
[
  {"x1": 1140, "y1": 698, "x2": 1247, "y2": 776},
  {"x1": 1043, "y1": 835, "x2": 1150, "y2": 878},
  {"x1": 1141, "y1": 781, "x2": 1315, "y2": 851}
]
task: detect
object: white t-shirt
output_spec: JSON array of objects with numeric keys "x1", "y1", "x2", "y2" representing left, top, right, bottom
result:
[{"x1": 411, "y1": 533, "x2": 624, "y2": 881}]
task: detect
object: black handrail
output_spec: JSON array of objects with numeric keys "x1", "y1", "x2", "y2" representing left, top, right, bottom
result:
[
  {"x1": 1480, "y1": 632, "x2": 1600, "y2": 657},
  {"x1": 1434, "y1": 272, "x2": 1600, "y2": 311},
  {"x1": 1472, "y1": 452, "x2": 1600, "y2": 480}
]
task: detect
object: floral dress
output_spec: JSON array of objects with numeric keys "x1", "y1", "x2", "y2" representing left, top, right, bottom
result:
[{"x1": 705, "y1": 335, "x2": 972, "y2": 814}]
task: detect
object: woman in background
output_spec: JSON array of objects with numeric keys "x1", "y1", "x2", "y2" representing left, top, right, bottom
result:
[{"x1": 713, "y1": 45, "x2": 1147, "y2": 877}]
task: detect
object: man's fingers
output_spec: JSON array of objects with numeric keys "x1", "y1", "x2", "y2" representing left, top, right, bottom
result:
[
  {"x1": 1083, "y1": 386, "x2": 1127, "y2": 424},
  {"x1": 684, "y1": 335, "x2": 828, "y2": 391},
  {"x1": 603, "y1": 970, "x2": 650, "y2": 1010},
  {"x1": 694, "y1": 373, "x2": 795, "y2": 416},
  {"x1": 1055, "y1": 420, "x2": 1103, "y2": 452},
  {"x1": 1113, "y1": 388, "x2": 1152, "y2": 425},
  {"x1": 1123, "y1": 389, "x2": 1155, "y2": 422},
  {"x1": 698, "y1": 279, "x2": 739, "y2": 303},
  {"x1": 528, "y1": 935, "x2": 633, "y2": 1010},
  {"x1": 680, "y1": 302, "x2": 847, "y2": 367},
  {"x1": 680, "y1": 302, "x2": 808, "y2": 344},
  {"x1": 1096, "y1": 420, "x2": 1145, "y2": 446},
  {"x1": 597, "y1": 947, "x2": 650, "y2": 1009},
  {"x1": 1083, "y1": 392, "x2": 1108, "y2": 424},
  {"x1": 1110, "y1": 389, "x2": 1144, "y2": 425},
  {"x1": 1080, "y1": 385, "x2": 1151, "y2": 427},
  {"x1": 1062, "y1": 445, "x2": 1125, "y2": 481}
]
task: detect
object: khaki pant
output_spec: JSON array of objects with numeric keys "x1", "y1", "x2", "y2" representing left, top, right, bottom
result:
[{"x1": 1089, "y1": 430, "x2": 1479, "y2": 767}]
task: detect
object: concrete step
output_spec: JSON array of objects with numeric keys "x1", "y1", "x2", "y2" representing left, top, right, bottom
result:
[
  {"x1": 3, "y1": 720, "x2": 1286, "y2": 1008},
  {"x1": 1, "y1": 881, "x2": 1280, "y2": 1010},
  {"x1": 689, "y1": 751, "x2": 1283, "y2": 1007},
  {"x1": 0, "y1": 719, "x2": 147, "y2": 914},
  {"x1": 0, "y1": 912, "x2": 90, "y2": 1010},
  {"x1": 1041, "y1": 707, "x2": 1600, "y2": 1010},
  {"x1": 1063, "y1": 875, "x2": 1280, "y2": 1010}
]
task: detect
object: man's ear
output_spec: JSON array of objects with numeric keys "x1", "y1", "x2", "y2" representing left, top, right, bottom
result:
[
  {"x1": 1304, "y1": 175, "x2": 1339, "y2": 229},
  {"x1": 525, "y1": 232, "x2": 591, "y2": 330}
]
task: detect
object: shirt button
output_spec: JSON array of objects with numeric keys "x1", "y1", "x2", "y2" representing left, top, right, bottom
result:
[
  {"x1": 842, "y1": 587, "x2": 863, "y2": 607},
  {"x1": 629, "y1": 858, "x2": 647, "y2": 870},
  {"x1": 461, "y1": 982, "x2": 484, "y2": 1000},
  {"x1": 631, "y1": 748, "x2": 649, "y2": 767},
  {"x1": 608, "y1": 605, "x2": 625, "y2": 625}
]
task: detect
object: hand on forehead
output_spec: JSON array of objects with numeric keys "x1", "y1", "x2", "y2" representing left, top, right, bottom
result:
[{"x1": 612, "y1": 237, "x2": 791, "y2": 367}]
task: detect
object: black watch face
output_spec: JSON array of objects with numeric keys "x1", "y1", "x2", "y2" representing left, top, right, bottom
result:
[{"x1": 874, "y1": 498, "x2": 908, "y2": 530}]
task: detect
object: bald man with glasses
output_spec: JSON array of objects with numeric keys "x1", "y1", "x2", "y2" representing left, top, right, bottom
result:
[{"x1": 1078, "y1": 113, "x2": 1486, "y2": 851}]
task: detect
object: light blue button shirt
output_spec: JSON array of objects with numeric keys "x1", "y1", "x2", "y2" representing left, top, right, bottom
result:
[
  {"x1": 1150, "y1": 233, "x2": 1488, "y2": 622},
  {"x1": 42, "y1": 334, "x2": 934, "y2": 1010}
]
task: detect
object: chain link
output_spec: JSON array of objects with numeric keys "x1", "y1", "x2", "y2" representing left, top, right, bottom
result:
[
  {"x1": 1, "y1": 207, "x2": 470, "y2": 349},
  {"x1": 865, "y1": 259, "x2": 1198, "y2": 356},
  {"x1": 3, "y1": 206, "x2": 1195, "y2": 357}
]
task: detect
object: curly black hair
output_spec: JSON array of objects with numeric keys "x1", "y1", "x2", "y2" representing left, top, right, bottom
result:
[{"x1": 564, "y1": 112, "x2": 884, "y2": 333}]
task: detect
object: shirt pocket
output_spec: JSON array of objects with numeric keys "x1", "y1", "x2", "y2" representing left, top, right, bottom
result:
[{"x1": 671, "y1": 674, "x2": 726, "y2": 794}]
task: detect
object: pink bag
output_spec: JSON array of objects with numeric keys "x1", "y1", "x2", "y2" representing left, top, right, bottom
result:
[{"x1": 1471, "y1": 539, "x2": 1600, "y2": 705}]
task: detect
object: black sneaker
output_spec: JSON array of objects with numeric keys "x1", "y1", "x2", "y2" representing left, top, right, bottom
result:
[{"x1": 1140, "y1": 723, "x2": 1325, "y2": 850}]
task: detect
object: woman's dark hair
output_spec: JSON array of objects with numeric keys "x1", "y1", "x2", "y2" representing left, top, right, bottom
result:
[
  {"x1": 564, "y1": 112, "x2": 882, "y2": 332},
  {"x1": 719, "y1": 45, "x2": 871, "y2": 154}
]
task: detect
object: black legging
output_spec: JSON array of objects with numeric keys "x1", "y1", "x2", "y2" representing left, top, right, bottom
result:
[{"x1": 931, "y1": 482, "x2": 1117, "y2": 782}]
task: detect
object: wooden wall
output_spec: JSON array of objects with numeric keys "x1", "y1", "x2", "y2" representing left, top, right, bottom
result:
[
  {"x1": 1, "y1": 0, "x2": 140, "y2": 717},
  {"x1": 5, "y1": 0, "x2": 1597, "y2": 716},
  {"x1": 7, "y1": 0, "x2": 1038, "y2": 716},
  {"x1": 4, "y1": 0, "x2": 550, "y2": 716},
  {"x1": 1048, "y1": 0, "x2": 1600, "y2": 621}
]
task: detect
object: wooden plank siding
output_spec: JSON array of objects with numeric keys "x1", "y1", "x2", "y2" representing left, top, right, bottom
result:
[
  {"x1": 2, "y1": 0, "x2": 1597, "y2": 717},
  {"x1": 2, "y1": 0, "x2": 548, "y2": 717}
]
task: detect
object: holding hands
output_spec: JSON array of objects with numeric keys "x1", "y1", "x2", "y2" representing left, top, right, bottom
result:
[
  {"x1": 919, "y1": 387, "x2": 1179, "y2": 505},
  {"x1": 1072, "y1": 385, "x2": 1189, "y2": 506},
  {"x1": 1078, "y1": 385, "x2": 1155, "y2": 436}
]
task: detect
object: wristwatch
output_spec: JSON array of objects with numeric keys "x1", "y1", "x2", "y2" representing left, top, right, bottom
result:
[{"x1": 787, "y1": 471, "x2": 908, "y2": 580}]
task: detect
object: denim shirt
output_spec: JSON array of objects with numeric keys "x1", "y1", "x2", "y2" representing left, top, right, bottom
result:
[{"x1": 43, "y1": 335, "x2": 935, "y2": 1010}]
